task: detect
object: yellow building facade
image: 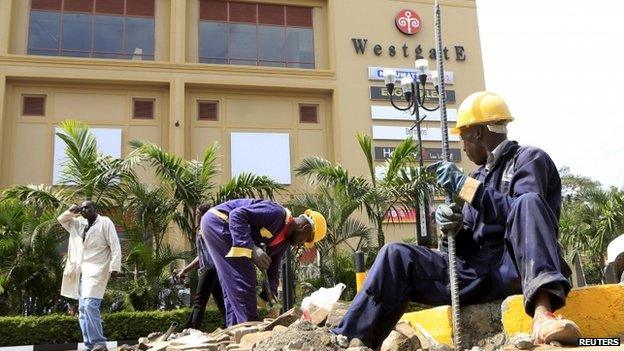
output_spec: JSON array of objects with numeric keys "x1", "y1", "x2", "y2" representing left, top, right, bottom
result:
[{"x1": 0, "y1": 0, "x2": 484, "y2": 244}]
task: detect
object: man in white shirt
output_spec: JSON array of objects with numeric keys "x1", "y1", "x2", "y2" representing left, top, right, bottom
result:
[{"x1": 58, "y1": 201, "x2": 122, "y2": 351}]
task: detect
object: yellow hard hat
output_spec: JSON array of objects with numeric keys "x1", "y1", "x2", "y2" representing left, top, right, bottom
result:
[
  {"x1": 303, "y1": 209, "x2": 327, "y2": 249},
  {"x1": 451, "y1": 91, "x2": 514, "y2": 134}
]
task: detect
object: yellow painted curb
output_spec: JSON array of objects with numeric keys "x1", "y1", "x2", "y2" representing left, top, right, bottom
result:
[
  {"x1": 401, "y1": 305, "x2": 453, "y2": 346},
  {"x1": 502, "y1": 284, "x2": 624, "y2": 338}
]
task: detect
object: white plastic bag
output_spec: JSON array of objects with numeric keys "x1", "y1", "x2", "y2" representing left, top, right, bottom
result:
[{"x1": 300, "y1": 283, "x2": 346, "y2": 321}]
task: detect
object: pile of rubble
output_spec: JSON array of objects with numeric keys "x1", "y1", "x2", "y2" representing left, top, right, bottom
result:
[{"x1": 115, "y1": 302, "x2": 423, "y2": 351}]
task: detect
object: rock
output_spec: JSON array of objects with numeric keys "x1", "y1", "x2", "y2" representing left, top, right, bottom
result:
[
  {"x1": 235, "y1": 326, "x2": 260, "y2": 343},
  {"x1": 148, "y1": 332, "x2": 163, "y2": 341},
  {"x1": 349, "y1": 338, "x2": 366, "y2": 347},
  {"x1": 116, "y1": 344, "x2": 133, "y2": 351},
  {"x1": 137, "y1": 340, "x2": 150, "y2": 350},
  {"x1": 510, "y1": 333, "x2": 535, "y2": 350},
  {"x1": 380, "y1": 323, "x2": 421, "y2": 351},
  {"x1": 325, "y1": 302, "x2": 350, "y2": 328},
  {"x1": 294, "y1": 320, "x2": 316, "y2": 331},
  {"x1": 240, "y1": 331, "x2": 273, "y2": 348},
  {"x1": 261, "y1": 307, "x2": 303, "y2": 331},
  {"x1": 272, "y1": 325, "x2": 288, "y2": 334},
  {"x1": 286, "y1": 340, "x2": 303, "y2": 349},
  {"x1": 469, "y1": 347, "x2": 484, "y2": 351},
  {"x1": 345, "y1": 348, "x2": 373, "y2": 351},
  {"x1": 331, "y1": 333, "x2": 349, "y2": 348}
]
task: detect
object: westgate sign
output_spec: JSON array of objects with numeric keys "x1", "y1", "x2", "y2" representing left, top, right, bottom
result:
[
  {"x1": 368, "y1": 67, "x2": 454, "y2": 84},
  {"x1": 374, "y1": 146, "x2": 462, "y2": 162},
  {"x1": 370, "y1": 86, "x2": 456, "y2": 103},
  {"x1": 372, "y1": 126, "x2": 461, "y2": 141},
  {"x1": 352, "y1": 39, "x2": 467, "y2": 61},
  {"x1": 371, "y1": 105, "x2": 457, "y2": 122}
]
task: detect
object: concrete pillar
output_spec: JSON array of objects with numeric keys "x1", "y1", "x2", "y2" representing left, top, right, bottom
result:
[
  {"x1": 0, "y1": 74, "x2": 7, "y2": 186},
  {"x1": 169, "y1": 78, "x2": 186, "y2": 157},
  {"x1": 170, "y1": 0, "x2": 187, "y2": 63},
  {"x1": 0, "y1": 0, "x2": 13, "y2": 55}
]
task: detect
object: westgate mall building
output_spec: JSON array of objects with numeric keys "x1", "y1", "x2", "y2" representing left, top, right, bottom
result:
[{"x1": 0, "y1": 0, "x2": 485, "y2": 246}]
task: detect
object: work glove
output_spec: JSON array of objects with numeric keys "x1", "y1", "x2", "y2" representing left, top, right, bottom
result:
[
  {"x1": 427, "y1": 161, "x2": 467, "y2": 196},
  {"x1": 252, "y1": 245, "x2": 271, "y2": 271},
  {"x1": 435, "y1": 203, "x2": 463, "y2": 239}
]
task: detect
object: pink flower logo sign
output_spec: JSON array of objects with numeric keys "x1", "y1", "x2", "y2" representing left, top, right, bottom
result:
[{"x1": 395, "y1": 9, "x2": 421, "y2": 35}]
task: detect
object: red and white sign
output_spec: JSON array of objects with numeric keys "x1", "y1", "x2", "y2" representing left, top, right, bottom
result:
[
  {"x1": 395, "y1": 9, "x2": 421, "y2": 35},
  {"x1": 384, "y1": 208, "x2": 417, "y2": 223}
]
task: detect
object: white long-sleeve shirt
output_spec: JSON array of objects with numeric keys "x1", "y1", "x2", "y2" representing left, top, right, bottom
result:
[{"x1": 58, "y1": 210, "x2": 122, "y2": 299}]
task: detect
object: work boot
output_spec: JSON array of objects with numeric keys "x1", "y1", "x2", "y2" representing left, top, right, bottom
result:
[{"x1": 532, "y1": 311, "x2": 581, "y2": 345}]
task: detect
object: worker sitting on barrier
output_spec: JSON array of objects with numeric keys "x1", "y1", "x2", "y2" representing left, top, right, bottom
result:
[
  {"x1": 332, "y1": 91, "x2": 581, "y2": 349},
  {"x1": 200, "y1": 198, "x2": 326, "y2": 327}
]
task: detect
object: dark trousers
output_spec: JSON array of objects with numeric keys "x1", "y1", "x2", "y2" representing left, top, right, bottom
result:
[
  {"x1": 185, "y1": 266, "x2": 226, "y2": 329},
  {"x1": 332, "y1": 193, "x2": 571, "y2": 349}
]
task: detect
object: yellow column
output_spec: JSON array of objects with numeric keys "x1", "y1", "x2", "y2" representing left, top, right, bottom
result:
[
  {"x1": 0, "y1": 0, "x2": 13, "y2": 55},
  {"x1": 170, "y1": 0, "x2": 187, "y2": 63},
  {"x1": 169, "y1": 78, "x2": 186, "y2": 157},
  {"x1": 0, "y1": 74, "x2": 7, "y2": 186}
]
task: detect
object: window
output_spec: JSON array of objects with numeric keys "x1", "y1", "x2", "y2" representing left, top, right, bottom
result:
[
  {"x1": 198, "y1": 100, "x2": 218, "y2": 121},
  {"x1": 199, "y1": 1, "x2": 315, "y2": 68},
  {"x1": 299, "y1": 104, "x2": 318, "y2": 123},
  {"x1": 133, "y1": 98, "x2": 154, "y2": 119},
  {"x1": 28, "y1": 0, "x2": 155, "y2": 60},
  {"x1": 22, "y1": 95, "x2": 46, "y2": 116}
]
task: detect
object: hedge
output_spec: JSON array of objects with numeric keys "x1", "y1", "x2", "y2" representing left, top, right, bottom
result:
[{"x1": 0, "y1": 308, "x2": 265, "y2": 346}]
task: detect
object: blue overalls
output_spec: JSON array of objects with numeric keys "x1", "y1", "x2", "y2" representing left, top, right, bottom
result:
[
  {"x1": 200, "y1": 199, "x2": 290, "y2": 326},
  {"x1": 333, "y1": 141, "x2": 572, "y2": 349}
]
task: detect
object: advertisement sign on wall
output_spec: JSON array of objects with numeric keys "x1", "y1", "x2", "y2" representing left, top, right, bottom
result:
[
  {"x1": 370, "y1": 86, "x2": 456, "y2": 103},
  {"x1": 374, "y1": 146, "x2": 462, "y2": 162},
  {"x1": 371, "y1": 105, "x2": 457, "y2": 122},
  {"x1": 372, "y1": 126, "x2": 461, "y2": 141},
  {"x1": 368, "y1": 67, "x2": 454, "y2": 84}
]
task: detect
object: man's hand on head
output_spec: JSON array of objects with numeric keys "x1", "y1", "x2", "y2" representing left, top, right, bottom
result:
[{"x1": 69, "y1": 204, "x2": 82, "y2": 213}]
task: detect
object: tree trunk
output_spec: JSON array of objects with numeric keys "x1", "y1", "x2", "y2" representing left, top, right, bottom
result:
[{"x1": 376, "y1": 219, "x2": 385, "y2": 248}]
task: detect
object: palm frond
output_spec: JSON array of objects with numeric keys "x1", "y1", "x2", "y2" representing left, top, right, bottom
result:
[{"x1": 356, "y1": 133, "x2": 376, "y2": 183}]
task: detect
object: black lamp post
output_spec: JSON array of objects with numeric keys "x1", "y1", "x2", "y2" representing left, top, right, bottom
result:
[{"x1": 383, "y1": 60, "x2": 441, "y2": 246}]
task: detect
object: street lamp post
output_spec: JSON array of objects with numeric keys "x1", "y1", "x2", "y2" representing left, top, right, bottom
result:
[{"x1": 383, "y1": 60, "x2": 441, "y2": 246}]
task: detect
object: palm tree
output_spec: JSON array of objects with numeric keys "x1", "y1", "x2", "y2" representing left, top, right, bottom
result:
[
  {"x1": 289, "y1": 185, "x2": 371, "y2": 286},
  {"x1": 296, "y1": 133, "x2": 433, "y2": 247},
  {"x1": 0, "y1": 199, "x2": 66, "y2": 315},
  {"x1": 130, "y1": 140, "x2": 285, "y2": 248}
]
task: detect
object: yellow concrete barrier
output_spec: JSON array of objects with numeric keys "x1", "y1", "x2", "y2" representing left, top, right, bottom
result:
[
  {"x1": 502, "y1": 284, "x2": 624, "y2": 338},
  {"x1": 401, "y1": 305, "x2": 453, "y2": 346}
]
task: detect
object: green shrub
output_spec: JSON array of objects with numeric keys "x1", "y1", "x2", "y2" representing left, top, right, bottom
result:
[{"x1": 0, "y1": 308, "x2": 258, "y2": 346}]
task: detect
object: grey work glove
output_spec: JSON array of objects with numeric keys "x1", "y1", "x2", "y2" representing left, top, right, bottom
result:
[
  {"x1": 435, "y1": 203, "x2": 463, "y2": 239},
  {"x1": 427, "y1": 161, "x2": 467, "y2": 196},
  {"x1": 252, "y1": 245, "x2": 271, "y2": 271}
]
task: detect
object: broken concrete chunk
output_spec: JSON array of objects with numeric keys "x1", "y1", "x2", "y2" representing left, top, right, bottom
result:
[
  {"x1": 234, "y1": 326, "x2": 260, "y2": 343},
  {"x1": 349, "y1": 338, "x2": 366, "y2": 347},
  {"x1": 272, "y1": 325, "x2": 288, "y2": 334},
  {"x1": 510, "y1": 333, "x2": 534, "y2": 350},
  {"x1": 240, "y1": 331, "x2": 273, "y2": 348},
  {"x1": 345, "y1": 347, "x2": 373, "y2": 351},
  {"x1": 331, "y1": 333, "x2": 349, "y2": 348},
  {"x1": 148, "y1": 332, "x2": 164, "y2": 341},
  {"x1": 261, "y1": 307, "x2": 303, "y2": 331}
]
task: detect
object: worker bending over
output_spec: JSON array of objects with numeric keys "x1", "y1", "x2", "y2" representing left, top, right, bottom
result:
[{"x1": 200, "y1": 198, "x2": 326, "y2": 326}]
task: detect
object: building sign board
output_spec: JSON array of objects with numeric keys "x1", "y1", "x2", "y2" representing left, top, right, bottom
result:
[
  {"x1": 368, "y1": 67, "x2": 454, "y2": 84},
  {"x1": 384, "y1": 207, "x2": 417, "y2": 223},
  {"x1": 370, "y1": 86, "x2": 455, "y2": 103},
  {"x1": 374, "y1": 146, "x2": 462, "y2": 162},
  {"x1": 371, "y1": 105, "x2": 457, "y2": 122},
  {"x1": 372, "y1": 126, "x2": 461, "y2": 141}
]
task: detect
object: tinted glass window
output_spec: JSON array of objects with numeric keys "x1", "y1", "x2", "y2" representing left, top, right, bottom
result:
[
  {"x1": 199, "y1": 21, "x2": 227, "y2": 61},
  {"x1": 287, "y1": 27, "x2": 314, "y2": 64},
  {"x1": 94, "y1": 15, "x2": 123, "y2": 54},
  {"x1": 28, "y1": 11, "x2": 60, "y2": 51},
  {"x1": 229, "y1": 24, "x2": 257, "y2": 61},
  {"x1": 61, "y1": 13, "x2": 92, "y2": 52},
  {"x1": 258, "y1": 25, "x2": 284, "y2": 62},
  {"x1": 125, "y1": 17, "x2": 155, "y2": 57}
]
